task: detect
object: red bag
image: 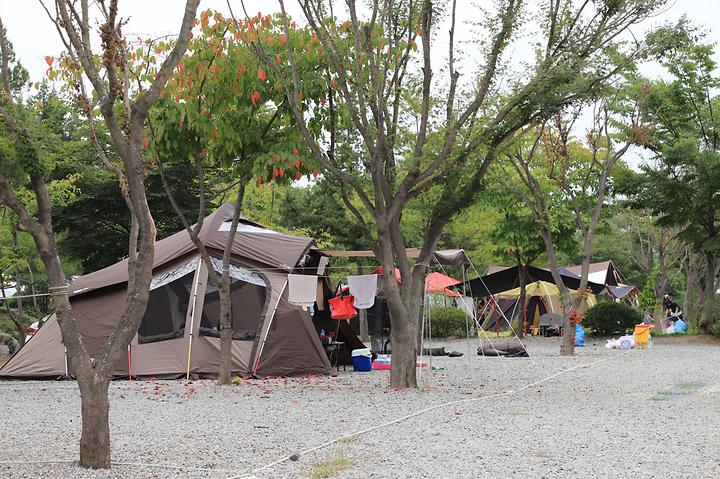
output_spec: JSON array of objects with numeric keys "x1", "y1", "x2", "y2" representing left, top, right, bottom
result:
[{"x1": 329, "y1": 287, "x2": 357, "y2": 320}]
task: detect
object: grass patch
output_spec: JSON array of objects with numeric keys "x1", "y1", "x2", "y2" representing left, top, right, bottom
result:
[
  {"x1": 310, "y1": 451, "x2": 351, "y2": 478},
  {"x1": 650, "y1": 382, "x2": 704, "y2": 401}
]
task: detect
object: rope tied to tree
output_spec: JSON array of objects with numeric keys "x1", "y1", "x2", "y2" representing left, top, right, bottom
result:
[{"x1": 48, "y1": 285, "x2": 69, "y2": 296}]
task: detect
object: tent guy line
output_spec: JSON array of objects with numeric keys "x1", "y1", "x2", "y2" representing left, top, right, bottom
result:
[
  {"x1": 226, "y1": 349, "x2": 632, "y2": 479},
  {"x1": 464, "y1": 260, "x2": 534, "y2": 361}
]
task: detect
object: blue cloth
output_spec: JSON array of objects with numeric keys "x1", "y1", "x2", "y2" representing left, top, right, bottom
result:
[
  {"x1": 674, "y1": 319, "x2": 687, "y2": 333},
  {"x1": 574, "y1": 324, "x2": 586, "y2": 347}
]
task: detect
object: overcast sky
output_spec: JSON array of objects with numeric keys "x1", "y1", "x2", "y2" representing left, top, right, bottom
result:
[
  {"x1": 1, "y1": 0, "x2": 718, "y2": 169},
  {"x1": 3, "y1": 0, "x2": 718, "y2": 83}
]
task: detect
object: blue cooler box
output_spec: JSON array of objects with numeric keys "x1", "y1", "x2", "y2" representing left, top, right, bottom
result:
[{"x1": 351, "y1": 348, "x2": 372, "y2": 372}]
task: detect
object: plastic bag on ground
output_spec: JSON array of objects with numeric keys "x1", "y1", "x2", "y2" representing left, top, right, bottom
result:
[{"x1": 618, "y1": 335, "x2": 634, "y2": 350}]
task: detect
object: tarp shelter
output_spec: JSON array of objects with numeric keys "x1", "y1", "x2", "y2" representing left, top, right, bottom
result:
[
  {"x1": 425, "y1": 272, "x2": 461, "y2": 296},
  {"x1": 466, "y1": 265, "x2": 606, "y2": 298},
  {"x1": 605, "y1": 284, "x2": 638, "y2": 300},
  {"x1": 369, "y1": 267, "x2": 462, "y2": 297},
  {"x1": 319, "y1": 248, "x2": 471, "y2": 266},
  {"x1": 467, "y1": 265, "x2": 604, "y2": 333},
  {"x1": 0, "y1": 203, "x2": 333, "y2": 379},
  {"x1": 563, "y1": 260, "x2": 626, "y2": 286},
  {"x1": 562, "y1": 261, "x2": 637, "y2": 303}
]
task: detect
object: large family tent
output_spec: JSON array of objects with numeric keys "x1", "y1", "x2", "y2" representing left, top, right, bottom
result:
[
  {"x1": 468, "y1": 265, "x2": 605, "y2": 333},
  {"x1": 482, "y1": 280, "x2": 598, "y2": 332},
  {"x1": 0, "y1": 203, "x2": 333, "y2": 379}
]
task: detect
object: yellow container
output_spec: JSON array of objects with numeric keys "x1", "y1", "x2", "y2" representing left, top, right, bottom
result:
[{"x1": 634, "y1": 324, "x2": 651, "y2": 346}]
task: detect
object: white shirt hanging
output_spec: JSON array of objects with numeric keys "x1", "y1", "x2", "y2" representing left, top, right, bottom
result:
[
  {"x1": 347, "y1": 274, "x2": 378, "y2": 309},
  {"x1": 287, "y1": 274, "x2": 318, "y2": 307}
]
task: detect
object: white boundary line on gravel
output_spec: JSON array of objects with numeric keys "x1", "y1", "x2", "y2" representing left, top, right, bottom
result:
[{"x1": 227, "y1": 350, "x2": 632, "y2": 479}]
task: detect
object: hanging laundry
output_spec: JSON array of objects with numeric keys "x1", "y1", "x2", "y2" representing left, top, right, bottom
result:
[
  {"x1": 347, "y1": 274, "x2": 378, "y2": 309},
  {"x1": 287, "y1": 274, "x2": 318, "y2": 307}
]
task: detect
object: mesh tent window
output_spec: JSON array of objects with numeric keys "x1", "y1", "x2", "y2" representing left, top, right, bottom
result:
[
  {"x1": 137, "y1": 259, "x2": 198, "y2": 344},
  {"x1": 199, "y1": 258, "x2": 267, "y2": 340}
]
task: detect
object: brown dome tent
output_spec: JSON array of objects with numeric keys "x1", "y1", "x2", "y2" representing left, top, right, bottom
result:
[{"x1": 0, "y1": 203, "x2": 333, "y2": 379}]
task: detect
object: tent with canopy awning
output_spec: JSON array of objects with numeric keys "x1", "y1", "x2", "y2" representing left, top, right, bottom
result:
[
  {"x1": 318, "y1": 248, "x2": 473, "y2": 353},
  {"x1": 482, "y1": 280, "x2": 598, "y2": 332},
  {"x1": 466, "y1": 264, "x2": 607, "y2": 298},
  {"x1": 1, "y1": 203, "x2": 334, "y2": 379},
  {"x1": 465, "y1": 265, "x2": 606, "y2": 333}
]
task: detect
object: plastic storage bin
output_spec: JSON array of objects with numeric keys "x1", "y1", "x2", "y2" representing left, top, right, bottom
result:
[{"x1": 351, "y1": 348, "x2": 372, "y2": 372}]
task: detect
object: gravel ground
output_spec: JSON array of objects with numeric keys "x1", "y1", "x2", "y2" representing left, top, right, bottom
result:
[{"x1": 1, "y1": 336, "x2": 719, "y2": 479}]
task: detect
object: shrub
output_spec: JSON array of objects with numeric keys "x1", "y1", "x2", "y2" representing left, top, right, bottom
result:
[
  {"x1": 584, "y1": 301, "x2": 642, "y2": 335},
  {"x1": 430, "y1": 306, "x2": 472, "y2": 338}
]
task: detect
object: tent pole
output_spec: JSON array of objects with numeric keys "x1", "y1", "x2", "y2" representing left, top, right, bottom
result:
[
  {"x1": 64, "y1": 346, "x2": 68, "y2": 377},
  {"x1": 185, "y1": 257, "x2": 202, "y2": 381},
  {"x1": 253, "y1": 278, "x2": 288, "y2": 375},
  {"x1": 127, "y1": 344, "x2": 132, "y2": 380}
]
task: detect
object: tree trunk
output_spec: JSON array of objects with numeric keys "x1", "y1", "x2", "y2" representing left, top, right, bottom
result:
[
  {"x1": 559, "y1": 295, "x2": 575, "y2": 356},
  {"x1": 538, "y1": 228, "x2": 575, "y2": 356},
  {"x1": 683, "y1": 251, "x2": 703, "y2": 326},
  {"x1": 700, "y1": 253, "x2": 715, "y2": 334},
  {"x1": 517, "y1": 264, "x2": 526, "y2": 339},
  {"x1": 217, "y1": 184, "x2": 246, "y2": 384},
  {"x1": 77, "y1": 374, "x2": 111, "y2": 469},
  {"x1": 378, "y1": 244, "x2": 424, "y2": 389},
  {"x1": 218, "y1": 277, "x2": 233, "y2": 384},
  {"x1": 389, "y1": 313, "x2": 417, "y2": 388}
]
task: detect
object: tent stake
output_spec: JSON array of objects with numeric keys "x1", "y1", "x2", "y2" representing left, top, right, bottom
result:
[{"x1": 253, "y1": 278, "x2": 288, "y2": 375}]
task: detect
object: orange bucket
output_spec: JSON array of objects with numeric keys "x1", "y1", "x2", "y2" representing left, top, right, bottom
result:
[{"x1": 634, "y1": 324, "x2": 652, "y2": 344}]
